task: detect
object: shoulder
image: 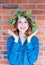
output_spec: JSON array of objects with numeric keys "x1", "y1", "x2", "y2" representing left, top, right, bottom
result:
[
  {"x1": 7, "y1": 35, "x2": 15, "y2": 42},
  {"x1": 31, "y1": 36, "x2": 39, "y2": 41},
  {"x1": 7, "y1": 35, "x2": 19, "y2": 43},
  {"x1": 31, "y1": 36, "x2": 39, "y2": 46},
  {"x1": 27, "y1": 35, "x2": 39, "y2": 43}
]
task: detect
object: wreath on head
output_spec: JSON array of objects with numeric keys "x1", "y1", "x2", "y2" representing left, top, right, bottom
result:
[{"x1": 8, "y1": 9, "x2": 37, "y2": 33}]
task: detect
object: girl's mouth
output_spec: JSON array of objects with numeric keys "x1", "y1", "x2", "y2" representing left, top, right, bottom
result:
[{"x1": 20, "y1": 27, "x2": 26, "y2": 29}]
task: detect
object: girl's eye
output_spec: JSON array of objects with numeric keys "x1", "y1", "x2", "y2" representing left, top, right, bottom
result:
[
  {"x1": 18, "y1": 21, "x2": 28, "y2": 23},
  {"x1": 25, "y1": 21, "x2": 28, "y2": 23},
  {"x1": 18, "y1": 21, "x2": 22, "y2": 23}
]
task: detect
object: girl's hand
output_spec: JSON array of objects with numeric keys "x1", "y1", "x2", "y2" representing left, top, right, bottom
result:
[
  {"x1": 28, "y1": 29, "x2": 38, "y2": 43},
  {"x1": 7, "y1": 30, "x2": 18, "y2": 43},
  {"x1": 8, "y1": 29, "x2": 16, "y2": 39},
  {"x1": 8, "y1": 30, "x2": 14, "y2": 36}
]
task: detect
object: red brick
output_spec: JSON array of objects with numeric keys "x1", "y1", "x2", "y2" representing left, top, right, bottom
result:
[
  {"x1": 0, "y1": 51, "x2": 2, "y2": 54},
  {"x1": 36, "y1": 21, "x2": 44, "y2": 25},
  {"x1": 38, "y1": 56, "x2": 45, "y2": 62},
  {"x1": 0, "y1": 0, "x2": 45, "y2": 65},
  {"x1": 39, "y1": 37, "x2": 45, "y2": 41},
  {"x1": 39, "y1": 42, "x2": 43, "y2": 47},
  {"x1": 0, "y1": 5, "x2": 1, "y2": 9},
  {"x1": 0, "y1": 26, "x2": 2, "y2": 30},
  {"x1": 19, "y1": 4, "x2": 36, "y2": 9},
  {"x1": 39, "y1": 52, "x2": 43, "y2": 56},
  {"x1": 0, "y1": 46, "x2": 2, "y2": 50},
  {"x1": 2, "y1": 16, "x2": 10, "y2": 21},
  {"x1": 36, "y1": 32, "x2": 44, "y2": 37},
  {"x1": 37, "y1": 5, "x2": 45, "y2": 9},
  {"x1": 35, "y1": 62, "x2": 42, "y2": 65},
  {"x1": 38, "y1": 26, "x2": 45, "y2": 31},
  {"x1": 2, "y1": 4, "x2": 18, "y2": 9},
  {"x1": 0, "y1": 10, "x2": 11, "y2": 15},
  {"x1": 3, "y1": 36, "x2": 8, "y2": 40},
  {"x1": 11, "y1": 0, "x2": 19, "y2": 3},
  {"x1": 32, "y1": 10, "x2": 45, "y2": 15},
  {"x1": 0, "y1": 37, "x2": 2, "y2": 40},
  {"x1": 11, "y1": 0, "x2": 27, "y2": 3},
  {"x1": 3, "y1": 46, "x2": 7, "y2": 50},
  {"x1": 0, "y1": 60, "x2": 8, "y2": 64},
  {"x1": 0, "y1": 32, "x2": 3, "y2": 35},
  {"x1": 11, "y1": 10, "x2": 15, "y2": 15},
  {"x1": 18, "y1": 0, "x2": 27, "y2": 3},
  {"x1": 28, "y1": 0, "x2": 45, "y2": 3},
  {"x1": 44, "y1": 62, "x2": 45, "y2": 65},
  {"x1": 0, "y1": 16, "x2": 1, "y2": 20},
  {"x1": 31, "y1": 16, "x2": 35, "y2": 19},
  {"x1": 36, "y1": 16, "x2": 45, "y2": 20},
  {"x1": 0, "y1": 21, "x2": 8, "y2": 25},
  {"x1": 1, "y1": 26, "x2": 14, "y2": 30},
  {"x1": 0, "y1": 42, "x2": 6, "y2": 45},
  {"x1": 44, "y1": 52, "x2": 45, "y2": 56},
  {"x1": 0, "y1": 31, "x2": 9, "y2": 36},
  {"x1": 0, "y1": 0, "x2": 10, "y2": 4},
  {"x1": 41, "y1": 47, "x2": 45, "y2": 51},
  {"x1": 3, "y1": 32, "x2": 8, "y2": 36}
]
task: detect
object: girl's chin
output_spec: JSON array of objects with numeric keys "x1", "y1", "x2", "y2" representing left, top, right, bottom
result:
[
  {"x1": 20, "y1": 29, "x2": 26, "y2": 31},
  {"x1": 20, "y1": 30, "x2": 26, "y2": 32}
]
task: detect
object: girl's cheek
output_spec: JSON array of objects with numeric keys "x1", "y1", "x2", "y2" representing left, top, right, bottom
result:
[{"x1": 18, "y1": 25, "x2": 21, "y2": 30}]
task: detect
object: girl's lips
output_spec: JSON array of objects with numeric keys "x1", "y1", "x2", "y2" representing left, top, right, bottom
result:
[{"x1": 20, "y1": 27, "x2": 26, "y2": 29}]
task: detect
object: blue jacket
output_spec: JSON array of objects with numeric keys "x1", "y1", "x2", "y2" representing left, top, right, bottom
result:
[{"x1": 7, "y1": 35, "x2": 39, "y2": 65}]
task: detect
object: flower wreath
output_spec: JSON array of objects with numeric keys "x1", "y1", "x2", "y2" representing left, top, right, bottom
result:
[{"x1": 8, "y1": 9, "x2": 37, "y2": 33}]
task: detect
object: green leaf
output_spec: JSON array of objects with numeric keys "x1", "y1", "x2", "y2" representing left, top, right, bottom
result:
[
  {"x1": 8, "y1": 19, "x2": 12, "y2": 25},
  {"x1": 32, "y1": 25, "x2": 37, "y2": 32},
  {"x1": 8, "y1": 19, "x2": 15, "y2": 25},
  {"x1": 15, "y1": 9, "x2": 24, "y2": 17},
  {"x1": 30, "y1": 18, "x2": 35, "y2": 25},
  {"x1": 15, "y1": 9, "x2": 20, "y2": 15},
  {"x1": 27, "y1": 9, "x2": 32, "y2": 17},
  {"x1": 12, "y1": 20, "x2": 16, "y2": 25},
  {"x1": 28, "y1": 17, "x2": 35, "y2": 24}
]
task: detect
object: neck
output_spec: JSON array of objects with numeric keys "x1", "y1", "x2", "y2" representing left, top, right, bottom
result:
[{"x1": 19, "y1": 31, "x2": 25, "y2": 38}]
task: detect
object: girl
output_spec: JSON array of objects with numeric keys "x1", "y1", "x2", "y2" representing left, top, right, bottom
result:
[{"x1": 7, "y1": 9, "x2": 39, "y2": 65}]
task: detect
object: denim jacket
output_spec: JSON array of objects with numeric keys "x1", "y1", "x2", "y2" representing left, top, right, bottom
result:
[{"x1": 7, "y1": 34, "x2": 39, "y2": 65}]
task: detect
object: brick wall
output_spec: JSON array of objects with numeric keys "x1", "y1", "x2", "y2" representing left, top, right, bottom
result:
[{"x1": 0, "y1": 0, "x2": 45, "y2": 65}]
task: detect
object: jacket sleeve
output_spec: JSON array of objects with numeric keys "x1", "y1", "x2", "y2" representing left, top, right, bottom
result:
[
  {"x1": 7, "y1": 36, "x2": 22, "y2": 65},
  {"x1": 7, "y1": 36, "x2": 14, "y2": 61},
  {"x1": 26, "y1": 36, "x2": 39, "y2": 64}
]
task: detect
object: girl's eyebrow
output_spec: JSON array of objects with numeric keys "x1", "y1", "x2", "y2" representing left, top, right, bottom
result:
[
  {"x1": 18, "y1": 21, "x2": 22, "y2": 22},
  {"x1": 25, "y1": 21, "x2": 28, "y2": 22}
]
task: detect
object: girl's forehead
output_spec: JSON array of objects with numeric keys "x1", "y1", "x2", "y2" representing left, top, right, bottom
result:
[{"x1": 18, "y1": 17, "x2": 28, "y2": 22}]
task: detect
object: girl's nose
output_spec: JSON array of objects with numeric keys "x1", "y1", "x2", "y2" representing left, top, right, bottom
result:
[{"x1": 22, "y1": 22, "x2": 25, "y2": 25}]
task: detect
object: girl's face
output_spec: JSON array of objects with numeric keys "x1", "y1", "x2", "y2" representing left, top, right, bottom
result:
[{"x1": 18, "y1": 17, "x2": 29, "y2": 33}]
